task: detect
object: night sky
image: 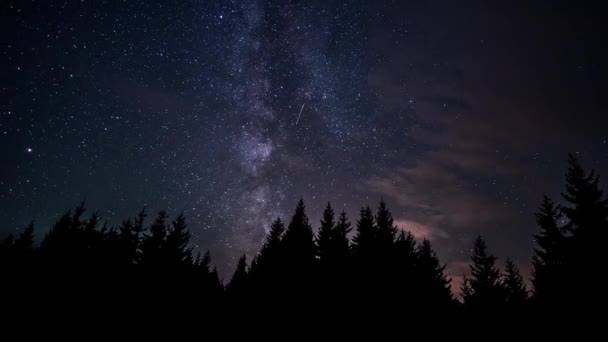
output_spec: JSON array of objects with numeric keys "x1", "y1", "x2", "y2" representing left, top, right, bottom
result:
[{"x1": 2, "y1": 1, "x2": 607, "y2": 284}]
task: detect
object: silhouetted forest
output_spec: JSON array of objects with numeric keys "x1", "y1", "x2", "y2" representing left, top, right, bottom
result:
[{"x1": 1, "y1": 154, "x2": 606, "y2": 320}]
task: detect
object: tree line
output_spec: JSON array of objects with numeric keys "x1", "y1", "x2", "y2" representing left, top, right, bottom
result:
[{"x1": 1, "y1": 154, "x2": 605, "y2": 317}]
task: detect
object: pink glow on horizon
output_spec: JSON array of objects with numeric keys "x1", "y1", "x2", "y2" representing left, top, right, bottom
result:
[{"x1": 394, "y1": 219, "x2": 448, "y2": 240}]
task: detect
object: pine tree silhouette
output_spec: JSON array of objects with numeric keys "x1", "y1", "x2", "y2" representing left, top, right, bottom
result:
[
  {"x1": 462, "y1": 236, "x2": 505, "y2": 311},
  {"x1": 351, "y1": 205, "x2": 376, "y2": 259},
  {"x1": 263, "y1": 217, "x2": 285, "y2": 257},
  {"x1": 562, "y1": 154, "x2": 608, "y2": 237},
  {"x1": 415, "y1": 239, "x2": 453, "y2": 309},
  {"x1": 560, "y1": 154, "x2": 608, "y2": 304},
  {"x1": 315, "y1": 205, "x2": 353, "y2": 304},
  {"x1": 375, "y1": 200, "x2": 397, "y2": 251},
  {"x1": 166, "y1": 212, "x2": 193, "y2": 268},
  {"x1": 317, "y1": 202, "x2": 335, "y2": 263},
  {"x1": 227, "y1": 254, "x2": 249, "y2": 299},
  {"x1": 532, "y1": 195, "x2": 565, "y2": 304},
  {"x1": 395, "y1": 230, "x2": 417, "y2": 271},
  {"x1": 282, "y1": 199, "x2": 315, "y2": 265},
  {"x1": 118, "y1": 207, "x2": 146, "y2": 267},
  {"x1": 396, "y1": 229, "x2": 416, "y2": 265},
  {"x1": 351, "y1": 205, "x2": 378, "y2": 302},
  {"x1": 375, "y1": 201, "x2": 400, "y2": 301},
  {"x1": 284, "y1": 199, "x2": 315, "y2": 247},
  {"x1": 334, "y1": 211, "x2": 352, "y2": 259},
  {"x1": 503, "y1": 258, "x2": 528, "y2": 306},
  {"x1": 281, "y1": 199, "x2": 315, "y2": 300},
  {"x1": 140, "y1": 211, "x2": 169, "y2": 269},
  {"x1": 331, "y1": 210, "x2": 353, "y2": 302},
  {"x1": 191, "y1": 250, "x2": 224, "y2": 304},
  {"x1": 249, "y1": 216, "x2": 285, "y2": 296}
]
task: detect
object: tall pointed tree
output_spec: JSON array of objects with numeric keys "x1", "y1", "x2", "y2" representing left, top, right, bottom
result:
[
  {"x1": 503, "y1": 258, "x2": 528, "y2": 306},
  {"x1": 394, "y1": 230, "x2": 418, "y2": 294},
  {"x1": 395, "y1": 230, "x2": 417, "y2": 267},
  {"x1": 351, "y1": 205, "x2": 376, "y2": 258},
  {"x1": 264, "y1": 217, "x2": 285, "y2": 254},
  {"x1": 317, "y1": 202, "x2": 336, "y2": 262},
  {"x1": 166, "y1": 212, "x2": 192, "y2": 267},
  {"x1": 140, "y1": 211, "x2": 169, "y2": 268},
  {"x1": 282, "y1": 199, "x2": 315, "y2": 266},
  {"x1": 560, "y1": 153, "x2": 608, "y2": 302},
  {"x1": 375, "y1": 200, "x2": 397, "y2": 250},
  {"x1": 333, "y1": 211, "x2": 352, "y2": 261},
  {"x1": 561, "y1": 153, "x2": 608, "y2": 237},
  {"x1": 192, "y1": 250, "x2": 223, "y2": 299},
  {"x1": 532, "y1": 195, "x2": 565, "y2": 301},
  {"x1": 249, "y1": 217, "x2": 285, "y2": 291},
  {"x1": 227, "y1": 254, "x2": 249, "y2": 298},
  {"x1": 119, "y1": 207, "x2": 146, "y2": 266},
  {"x1": 462, "y1": 236, "x2": 504, "y2": 309},
  {"x1": 196, "y1": 250, "x2": 212, "y2": 274},
  {"x1": 415, "y1": 239, "x2": 453, "y2": 307},
  {"x1": 249, "y1": 216, "x2": 286, "y2": 293},
  {"x1": 280, "y1": 199, "x2": 315, "y2": 299}
]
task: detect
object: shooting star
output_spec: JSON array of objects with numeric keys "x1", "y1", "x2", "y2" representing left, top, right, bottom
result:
[{"x1": 295, "y1": 104, "x2": 305, "y2": 125}]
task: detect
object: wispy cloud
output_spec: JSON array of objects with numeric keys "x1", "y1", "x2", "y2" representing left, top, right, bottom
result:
[{"x1": 394, "y1": 219, "x2": 448, "y2": 240}]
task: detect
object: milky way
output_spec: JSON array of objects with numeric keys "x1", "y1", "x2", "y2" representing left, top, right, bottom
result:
[{"x1": 3, "y1": 1, "x2": 608, "y2": 281}]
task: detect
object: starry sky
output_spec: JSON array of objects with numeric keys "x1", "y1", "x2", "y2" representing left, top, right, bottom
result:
[{"x1": 2, "y1": 0, "x2": 607, "y2": 283}]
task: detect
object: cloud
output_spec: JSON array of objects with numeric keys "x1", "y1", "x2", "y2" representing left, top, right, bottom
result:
[
  {"x1": 368, "y1": 158, "x2": 507, "y2": 235},
  {"x1": 394, "y1": 219, "x2": 448, "y2": 240}
]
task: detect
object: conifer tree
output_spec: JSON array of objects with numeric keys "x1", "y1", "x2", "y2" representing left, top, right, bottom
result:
[
  {"x1": 280, "y1": 199, "x2": 315, "y2": 299},
  {"x1": 140, "y1": 211, "x2": 169, "y2": 268},
  {"x1": 166, "y1": 212, "x2": 192, "y2": 267},
  {"x1": 352, "y1": 206, "x2": 376, "y2": 258},
  {"x1": 227, "y1": 254, "x2": 249, "y2": 298},
  {"x1": 416, "y1": 239, "x2": 452, "y2": 307},
  {"x1": 375, "y1": 200, "x2": 397, "y2": 250},
  {"x1": 118, "y1": 207, "x2": 146, "y2": 266},
  {"x1": 561, "y1": 154, "x2": 608, "y2": 238},
  {"x1": 532, "y1": 196, "x2": 565, "y2": 302},
  {"x1": 554, "y1": 154, "x2": 608, "y2": 304},
  {"x1": 249, "y1": 217, "x2": 285, "y2": 281},
  {"x1": 282, "y1": 199, "x2": 315, "y2": 266},
  {"x1": 395, "y1": 230, "x2": 417, "y2": 268},
  {"x1": 333, "y1": 211, "x2": 352, "y2": 261},
  {"x1": 503, "y1": 258, "x2": 528, "y2": 306},
  {"x1": 462, "y1": 236, "x2": 504, "y2": 309},
  {"x1": 317, "y1": 202, "x2": 335, "y2": 262}
]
